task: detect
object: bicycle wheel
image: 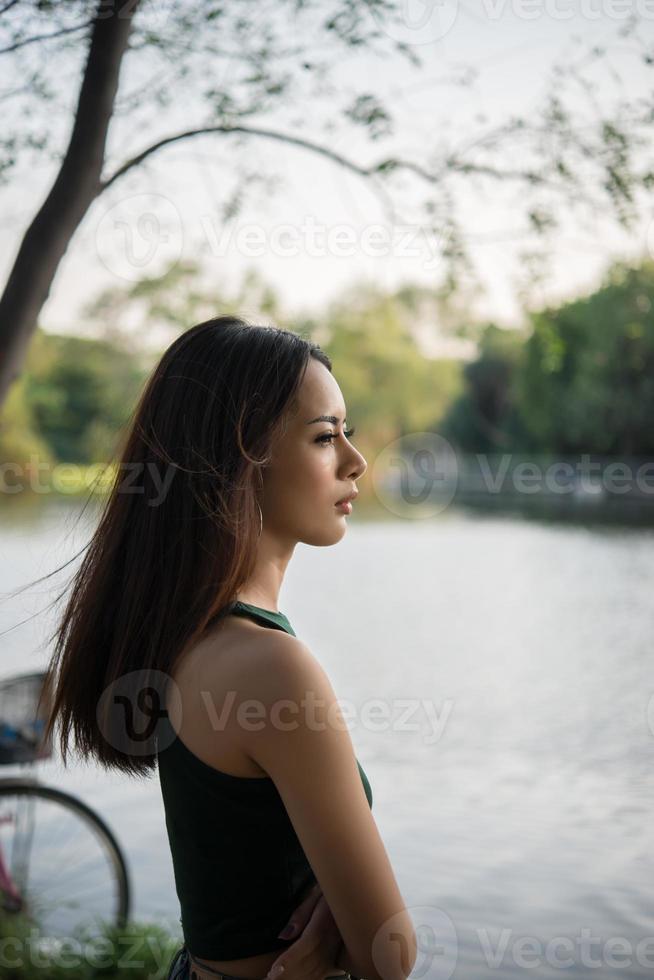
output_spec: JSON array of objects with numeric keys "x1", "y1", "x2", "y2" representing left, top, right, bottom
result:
[{"x1": 0, "y1": 777, "x2": 130, "y2": 941}]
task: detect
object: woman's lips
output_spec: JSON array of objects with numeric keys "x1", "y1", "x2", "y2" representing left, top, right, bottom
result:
[{"x1": 335, "y1": 499, "x2": 353, "y2": 514}]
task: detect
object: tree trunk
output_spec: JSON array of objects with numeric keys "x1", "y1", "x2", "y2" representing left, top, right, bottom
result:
[{"x1": 0, "y1": 0, "x2": 140, "y2": 409}]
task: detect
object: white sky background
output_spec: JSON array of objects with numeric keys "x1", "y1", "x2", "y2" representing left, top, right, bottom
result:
[{"x1": 1, "y1": 0, "x2": 653, "y2": 355}]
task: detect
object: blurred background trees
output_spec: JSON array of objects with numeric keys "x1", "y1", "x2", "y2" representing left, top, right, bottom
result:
[
  {"x1": 3, "y1": 255, "x2": 653, "y2": 471},
  {"x1": 439, "y1": 258, "x2": 654, "y2": 457}
]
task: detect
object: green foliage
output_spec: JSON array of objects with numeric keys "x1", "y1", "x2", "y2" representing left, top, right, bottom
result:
[
  {"x1": 442, "y1": 257, "x2": 654, "y2": 455},
  {"x1": 321, "y1": 284, "x2": 464, "y2": 458},
  {"x1": 26, "y1": 334, "x2": 148, "y2": 464},
  {"x1": 77, "y1": 265, "x2": 466, "y2": 470},
  {"x1": 83, "y1": 261, "x2": 283, "y2": 340},
  {"x1": 3, "y1": 256, "x2": 652, "y2": 476},
  {"x1": 0, "y1": 368, "x2": 54, "y2": 468},
  {"x1": 0, "y1": 329, "x2": 150, "y2": 467},
  {"x1": 441, "y1": 323, "x2": 529, "y2": 452},
  {"x1": 343, "y1": 94, "x2": 393, "y2": 139},
  {"x1": 516, "y1": 259, "x2": 654, "y2": 454},
  {"x1": 0, "y1": 911, "x2": 181, "y2": 979}
]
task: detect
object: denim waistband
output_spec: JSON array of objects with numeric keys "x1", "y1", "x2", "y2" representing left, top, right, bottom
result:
[
  {"x1": 167, "y1": 943, "x2": 354, "y2": 980},
  {"x1": 166, "y1": 945, "x2": 275, "y2": 980},
  {"x1": 187, "y1": 948, "x2": 257, "y2": 980}
]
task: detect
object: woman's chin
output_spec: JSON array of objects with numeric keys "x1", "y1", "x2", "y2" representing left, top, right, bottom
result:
[{"x1": 301, "y1": 519, "x2": 348, "y2": 547}]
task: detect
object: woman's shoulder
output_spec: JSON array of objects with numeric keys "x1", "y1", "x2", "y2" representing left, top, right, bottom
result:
[
  {"x1": 168, "y1": 616, "x2": 312, "y2": 777},
  {"x1": 192, "y1": 613, "x2": 313, "y2": 692}
]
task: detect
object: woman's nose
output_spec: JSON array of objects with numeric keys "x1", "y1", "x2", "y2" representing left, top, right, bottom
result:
[{"x1": 347, "y1": 447, "x2": 367, "y2": 480}]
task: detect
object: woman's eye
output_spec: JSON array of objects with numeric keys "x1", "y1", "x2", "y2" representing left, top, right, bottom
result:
[{"x1": 316, "y1": 427, "x2": 356, "y2": 445}]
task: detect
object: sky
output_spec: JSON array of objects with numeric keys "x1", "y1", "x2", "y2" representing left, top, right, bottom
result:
[{"x1": 1, "y1": 0, "x2": 653, "y2": 356}]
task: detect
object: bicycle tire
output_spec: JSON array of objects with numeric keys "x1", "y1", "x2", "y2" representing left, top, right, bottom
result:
[{"x1": 0, "y1": 777, "x2": 130, "y2": 939}]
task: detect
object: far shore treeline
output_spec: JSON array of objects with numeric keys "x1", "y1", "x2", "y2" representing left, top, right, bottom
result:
[{"x1": 1, "y1": 258, "x2": 653, "y2": 483}]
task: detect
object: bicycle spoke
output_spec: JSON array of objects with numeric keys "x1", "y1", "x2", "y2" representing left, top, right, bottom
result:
[{"x1": 0, "y1": 783, "x2": 129, "y2": 941}]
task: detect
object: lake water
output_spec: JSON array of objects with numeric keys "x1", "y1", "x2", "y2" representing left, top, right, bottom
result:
[{"x1": 0, "y1": 497, "x2": 652, "y2": 979}]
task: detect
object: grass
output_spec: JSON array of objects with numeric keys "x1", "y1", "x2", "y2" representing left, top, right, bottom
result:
[{"x1": 0, "y1": 913, "x2": 183, "y2": 979}]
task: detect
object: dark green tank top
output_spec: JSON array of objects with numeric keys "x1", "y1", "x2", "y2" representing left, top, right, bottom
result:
[{"x1": 157, "y1": 600, "x2": 373, "y2": 959}]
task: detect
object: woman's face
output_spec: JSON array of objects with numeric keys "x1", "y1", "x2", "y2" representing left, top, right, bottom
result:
[{"x1": 261, "y1": 358, "x2": 367, "y2": 547}]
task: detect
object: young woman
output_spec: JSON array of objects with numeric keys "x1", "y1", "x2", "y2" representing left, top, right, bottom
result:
[{"x1": 41, "y1": 316, "x2": 417, "y2": 980}]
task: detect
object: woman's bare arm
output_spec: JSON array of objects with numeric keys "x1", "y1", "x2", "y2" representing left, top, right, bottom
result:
[{"x1": 231, "y1": 630, "x2": 417, "y2": 980}]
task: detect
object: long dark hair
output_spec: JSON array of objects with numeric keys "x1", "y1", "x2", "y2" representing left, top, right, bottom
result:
[{"x1": 38, "y1": 315, "x2": 332, "y2": 777}]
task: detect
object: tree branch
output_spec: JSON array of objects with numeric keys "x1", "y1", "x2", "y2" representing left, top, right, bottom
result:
[
  {"x1": 101, "y1": 120, "x2": 576, "y2": 208},
  {"x1": 0, "y1": 20, "x2": 93, "y2": 56},
  {"x1": 0, "y1": 0, "x2": 20, "y2": 16},
  {"x1": 100, "y1": 122, "x2": 401, "y2": 224},
  {"x1": 100, "y1": 124, "x2": 376, "y2": 191}
]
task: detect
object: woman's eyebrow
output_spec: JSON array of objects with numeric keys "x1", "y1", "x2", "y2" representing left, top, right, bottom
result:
[{"x1": 305, "y1": 414, "x2": 347, "y2": 425}]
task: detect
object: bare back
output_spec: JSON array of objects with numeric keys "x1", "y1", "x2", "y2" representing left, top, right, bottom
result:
[{"x1": 169, "y1": 614, "x2": 273, "y2": 779}]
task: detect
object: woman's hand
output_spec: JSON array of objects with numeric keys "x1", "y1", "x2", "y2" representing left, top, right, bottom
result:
[{"x1": 265, "y1": 886, "x2": 347, "y2": 980}]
